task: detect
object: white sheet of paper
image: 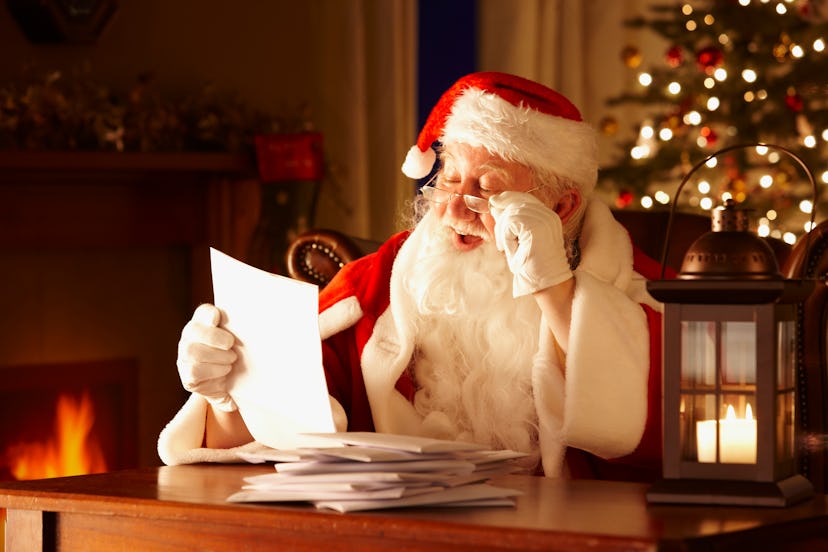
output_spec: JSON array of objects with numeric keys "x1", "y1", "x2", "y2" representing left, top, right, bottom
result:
[
  {"x1": 301, "y1": 431, "x2": 487, "y2": 453},
  {"x1": 210, "y1": 248, "x2": 336, "y2": 449}
]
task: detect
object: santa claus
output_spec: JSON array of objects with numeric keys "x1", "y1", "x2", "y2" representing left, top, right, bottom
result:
[{"x1": 159, "y1": 72, "x2": 664, "y2": 480}]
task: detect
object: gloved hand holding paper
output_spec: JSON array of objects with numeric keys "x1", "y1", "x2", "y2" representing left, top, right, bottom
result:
[{"x1": 209, "y1": 248, "x2": 336, "y2": 450}]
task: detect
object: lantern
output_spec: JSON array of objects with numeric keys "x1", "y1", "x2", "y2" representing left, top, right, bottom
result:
[{"x1": 646, "y1": 145, "x2": 817, "y2": 507}]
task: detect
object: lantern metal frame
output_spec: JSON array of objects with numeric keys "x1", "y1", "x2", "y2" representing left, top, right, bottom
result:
[{"x1": 645, "y1": 143, "x2": 818, "y2": 507}]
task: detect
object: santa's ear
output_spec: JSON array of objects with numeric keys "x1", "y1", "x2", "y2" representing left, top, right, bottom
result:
[{"x1": 553, "y1": 189, "x2": 581, "y2": 223}]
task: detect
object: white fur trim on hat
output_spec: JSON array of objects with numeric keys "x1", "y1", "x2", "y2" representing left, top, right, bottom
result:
[{"x1": 444, "y1": 88, "x2": 598, "y2": 193}]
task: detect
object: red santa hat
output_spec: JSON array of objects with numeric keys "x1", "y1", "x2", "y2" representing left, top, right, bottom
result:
[{"x1": 401, "y1": 71, "x2": 598, "y2": 193}]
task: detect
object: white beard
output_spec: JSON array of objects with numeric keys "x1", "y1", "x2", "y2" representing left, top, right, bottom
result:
[{"x1": 397, "y1": 209, "x2": 542, "y2": 470}]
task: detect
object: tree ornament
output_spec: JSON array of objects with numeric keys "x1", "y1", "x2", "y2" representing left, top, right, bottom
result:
[
  {"x1": 785, "y1": 90, "x2": 804, "y2": 112},
  {"x1": 621, "y1": 45, "x2": 643, "y2": 68},
  {"x1": 696, "y1": 46, "x2": 724, "y2": 73},
  {"x1": 699, "y1": 125, "x2": 718, "y2": 146},
  {"x1": 799, "y1": 0, "x2": 828, "y2": 23},
  {"x1": 615, "y1": 189, "x2": 634, "y2": 209},
  {"x1": 666, "y1": 45, "x2": 684, "y2": 68},
  {"x1": 600, "y1": 116, "x2": 619, "y2": 136}
]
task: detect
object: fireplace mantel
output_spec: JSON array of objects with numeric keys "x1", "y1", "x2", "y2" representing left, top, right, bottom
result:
[{"x1": 0, "y1": 150, "x2": 255, "y2": 174}]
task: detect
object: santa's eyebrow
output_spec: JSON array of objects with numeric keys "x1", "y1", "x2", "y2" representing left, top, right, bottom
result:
[{"x1": 476, "y1": 162, "x2": 512, "y2": 185}]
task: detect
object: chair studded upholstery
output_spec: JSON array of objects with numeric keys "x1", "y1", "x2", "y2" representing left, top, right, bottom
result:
[
  {"x1": 285, "y1": 229, "x2": 379, "y2": 288},
  {"x1": 783, "y1": 220, "x2": 828, "y2": 493}
]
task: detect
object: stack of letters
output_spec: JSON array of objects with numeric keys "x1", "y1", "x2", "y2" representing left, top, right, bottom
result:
[{"x1": 227, "y1": 432, "x2": 525, "y2": 512}]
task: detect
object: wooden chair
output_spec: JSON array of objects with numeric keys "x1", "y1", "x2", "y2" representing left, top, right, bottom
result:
[{"x1": 285, "y1": 209, "x2": 826, "y2": 491}]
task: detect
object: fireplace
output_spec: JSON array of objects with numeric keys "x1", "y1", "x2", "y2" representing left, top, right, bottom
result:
[
  {"x1": 0, "y1": 359, "x2": 138, "y2": 480},
  {"x1": 0, "y1": 151, "x2": 260, "y2": 471}
]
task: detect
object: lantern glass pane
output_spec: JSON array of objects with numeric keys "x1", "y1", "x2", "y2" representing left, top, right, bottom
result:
[
  {"x1": 721, "y1": 321, "x2": 756, "y2": 390},
  {"x1": 777, "y1": 320, "x2": 796, "y2": 388},
  {"x1": 696, "y1": 394, "x2": 757, "y2": 464},
  {"x1": 776, "y1": 391, "x2": 795, "y2": 462},
  {"x1": 681, "y1": 321, "x2": 716, "y2": 388},
  {"x1": 683, "y1": 392, "x2": 716, "y2": 462}
]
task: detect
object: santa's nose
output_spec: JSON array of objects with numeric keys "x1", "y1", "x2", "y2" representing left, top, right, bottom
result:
[{"x1": 445, "y1": 193, "x2": 477, "y2": 219}]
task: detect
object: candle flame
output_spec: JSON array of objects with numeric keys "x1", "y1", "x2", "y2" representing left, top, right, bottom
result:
[{"x1": 724, "y1": 403, "x2": 753, "y2": 421}]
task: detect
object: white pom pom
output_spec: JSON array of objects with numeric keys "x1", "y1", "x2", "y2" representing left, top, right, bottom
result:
[{"x1": 401, "y1": 145, "x2": 436, "y2": 179}]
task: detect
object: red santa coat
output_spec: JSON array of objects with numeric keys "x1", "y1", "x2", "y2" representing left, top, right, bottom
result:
[{"x1": 158, "y1": 200, "x2": 664, "y2": 478}]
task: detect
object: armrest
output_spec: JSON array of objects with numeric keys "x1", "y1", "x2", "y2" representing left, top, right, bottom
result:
[{"x1": 285, "y1": 229, "x2": 378, "y2": 287}]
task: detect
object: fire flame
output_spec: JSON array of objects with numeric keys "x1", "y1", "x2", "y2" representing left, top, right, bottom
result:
[{"x1": 5, "y1": 391, "x2": 107, "y2": 480}]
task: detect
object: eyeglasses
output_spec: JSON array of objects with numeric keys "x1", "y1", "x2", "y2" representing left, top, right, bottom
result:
[
  {"x1": 419, "y1": 182, "x2": 541, "y2": 214},
  {"x1": 420, "y1": 184, "x2": 491, "y2": 213}
]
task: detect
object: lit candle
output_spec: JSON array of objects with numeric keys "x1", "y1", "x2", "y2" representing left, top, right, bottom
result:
[{"x1": 696, "y1": 404, "x2": 757, "y2": 464}]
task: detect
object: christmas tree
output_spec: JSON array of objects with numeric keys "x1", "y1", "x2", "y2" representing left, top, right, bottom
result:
[{"x1": 599, "y1": 0, "x2": 828, "y2": 242}]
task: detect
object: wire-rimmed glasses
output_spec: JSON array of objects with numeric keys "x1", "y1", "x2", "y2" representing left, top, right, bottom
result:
[
  {"x1": 420, "y1": 179, "x2": 540, "y2": 214},
  {"x1": 420, "y1": 184, "x2": 491, "y2": 213}
]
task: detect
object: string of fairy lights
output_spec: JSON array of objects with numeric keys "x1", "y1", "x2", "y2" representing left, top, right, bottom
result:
[{"x1": 600, "y1": 0, "x2": 828, "y2": 243}]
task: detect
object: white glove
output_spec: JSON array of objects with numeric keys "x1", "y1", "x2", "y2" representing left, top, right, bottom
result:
[
  {"x1": 176, "y1": 303, "x2": 238, "y2": 412},
  {"x1": 489, "y1": 191, "x2": 573, "y2": 297}
]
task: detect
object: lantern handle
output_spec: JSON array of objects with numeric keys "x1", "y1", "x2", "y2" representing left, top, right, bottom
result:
[{"x1": 658, "y1": 143, "x2": 818, "y2": 280}]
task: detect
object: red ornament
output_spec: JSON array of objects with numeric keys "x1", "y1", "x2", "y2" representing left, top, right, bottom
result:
[
  {"x1": 699, "y1": 126, "x2": 718, "y2": 146},
  {"x1": 696, "y1": 46, "x2": 724, "y2": 73},
  {"x1": 615, "y1": 189, "x2": 634, "y2": 209},
  {"x1": 785, "y1": 92, "x2": 804, "y2": 112},
  {"x1": 666, "y1": 45, "x2": 684, "y2": 68}
]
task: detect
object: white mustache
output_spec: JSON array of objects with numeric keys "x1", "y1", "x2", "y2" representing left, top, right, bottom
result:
[{"x1": 444, "y1": 221, "x2": 489, "y2": 240}]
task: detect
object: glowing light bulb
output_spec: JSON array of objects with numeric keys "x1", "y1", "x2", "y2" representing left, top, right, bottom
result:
[
  {"x1": 805, "y1": 135, "x2": 817, "y2": 148},
  {"x1": 668, "y1": 81, "x2": 682, "y2": 94},
  {"x1": 742, "y1": 69, "x2": 757, "y2": 83},
  {"x1": 638, "y1": 72, "x2": 653, "y2": 86},
  {"x1": 698, "y1": 180, "x2": 711, "y2": 194},
  {"x1": 631, "y1": 145, "x2": 650, "y2": 159},
  {"x1": 641, "y1": 196, "x2": 654, "y2": 208},
  {"x1": 800, "y1": 199, "x2": 814, "y2": 214},
  {"x1": 814, "y1": 38, "x2": 825, "y2": 52},
  {"x1": 707, "y1": 96, "x2": 720, "y2": 110},
  {"x1": 655, "y1": 190, "x2": 671, "y2": 204},
  {"x1": 759, "y1": 174, "x2": 773, "y2": 188},
  {"x1": 684, "y1": 111, "x2": 702, "y2": 125},
  {"x1": 706, "y1": 157, "x2": 718, "y2": 168},
  {"x1": 714, "y1": 68, "x2": 727, "y2": 81},
  {"x1": 791, "y1": 44, "x2": 804, "y2": 58},
  {"x1": 700, "y1": 197, "x2": 714, "y2": 210},
  {"x1": 784, "y1": 232, "x2": 796, "y2": 245}
]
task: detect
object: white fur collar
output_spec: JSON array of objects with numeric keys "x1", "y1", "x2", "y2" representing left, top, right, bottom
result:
[{"x1": 576, "y1": 200, "x2": 633, "y2": 289}]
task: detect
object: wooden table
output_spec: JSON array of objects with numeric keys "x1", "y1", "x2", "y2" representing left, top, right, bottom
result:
[{"x1": 1, "y1": 465, "x2": 827, "y2": 551}]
